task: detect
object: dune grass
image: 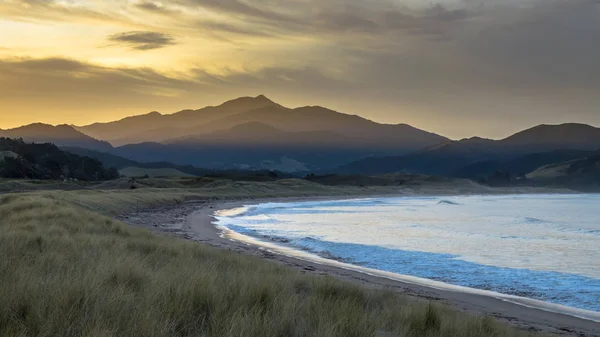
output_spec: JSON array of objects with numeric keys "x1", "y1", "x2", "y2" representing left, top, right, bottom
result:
[{"x1": 0, "y1": 191, "x2": 547, "y2": 337}]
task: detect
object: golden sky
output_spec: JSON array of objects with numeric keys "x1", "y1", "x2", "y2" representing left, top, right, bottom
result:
[{"x1": 1, "y1": 0, "x2": 600, "y2": 139}]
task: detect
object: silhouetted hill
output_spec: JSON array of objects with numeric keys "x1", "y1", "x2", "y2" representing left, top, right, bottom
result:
[
  {"x1": 501, "y1": 123, "x2": 600, "y2": 151},
  {"x1": 171, "y1": 122, "x2": 354, "y2": 148},
  {"x1": 451, "y1": 149, "x2": 594, "y2": 180},
  {"x1": 71, "y1": 95, "x2": 450, "y2": 170},
  {"x1": 76, "y1": 95, "x2": 280, "y2": 145},
  {"x1": 336, "y1": 124, "x2": 600, "y2": 176},
  {"x1": 0, "y1": 138, "x2": 118, "y2": 180},
  {"x1": 0, "y1": 123, "x2": 113, "y2": 152},
  {"x1": 76, "y1": 95, "x2": 447, "y2": 152},
  {"x1": 526, "y1": 151, "x2": 600, "y2": 190},
  {"x1": 61, "y1": 147, "x2": 209, "y2": 176},
  {"x1": 109, "y1": 106, "x2": 448, "y2": 171},
  {"x1": 114, "y1": 137, "x2": 370, "y2": 173},
  {"x1": 170, "y1": 105, "x2": 447, "y2": 150}
]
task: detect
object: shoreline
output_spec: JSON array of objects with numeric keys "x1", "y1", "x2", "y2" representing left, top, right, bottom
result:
[{"x1": 119, "y1": 195, "x2": 600, "y2": 337}]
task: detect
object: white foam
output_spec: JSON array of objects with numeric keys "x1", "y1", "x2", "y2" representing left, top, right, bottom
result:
[
  {"x1": 212, "y1": 194, "x2": 600, "y2": 318},
  {"x1": 215, "y1": 214, "x2": 600, "y2": 323}
]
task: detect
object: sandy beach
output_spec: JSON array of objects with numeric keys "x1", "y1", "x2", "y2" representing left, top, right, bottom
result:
[{"x1": 119, "y1": 197, "x2": 600, "y2": 337}]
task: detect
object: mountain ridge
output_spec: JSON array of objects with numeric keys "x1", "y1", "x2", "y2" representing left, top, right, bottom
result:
[
  {"x1": 336, "y1": 123, "x2": 600, "y2": 176},
  {"x1": 75, "y1": 95, "x2": 449, "y2": 150},
  {"x1": 5, "y1": 96, "x2": 600, "y2": 175},
  {"x1": 0, "y1": 123, "x2": 113, "y2": 152},
  {"x1": 75, "y1": 95, "x2": 282, "y2": 145}
]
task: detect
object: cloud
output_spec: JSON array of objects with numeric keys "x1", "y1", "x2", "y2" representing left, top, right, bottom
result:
[
  {"x1": 107, "y1": 31, "x2": 177, "y2": 50},
  {"x1": 134, "y1": 1, "x2": 181, "y2": 15},
  {"x1": 2, "y1": 0, "x2": 600, "y2": 137},
  {"x1": 0, "y1": 56, "x2": 343, "y2": 105},
  {"x1": 0, "y1": 57, "x2": 198, "y2": 103},
  {"x1": 135, "y1": 2, "x2": 165, "y2": 12},
  {"x1": 1, "y1": 0, "x2": 128, "y2": 25},
  {"x1": 178, "y1": 0, "x2": 476, "y2": 39}
]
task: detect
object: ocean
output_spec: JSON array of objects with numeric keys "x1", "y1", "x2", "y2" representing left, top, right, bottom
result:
[{"x1": 214, "y1": 194, "x2": 600, "y2": 313}]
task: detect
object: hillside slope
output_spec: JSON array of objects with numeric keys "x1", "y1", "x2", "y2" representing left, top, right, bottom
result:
[
  {"x1": 0, "y1": 138, "x2": 118, "y2": 180},
  {"x1": 452, "y1": 149, "x2": 594, "y2": 180},
  {"x1": 114, "y1": 121, "x2": 432, "y2": 172},
  {"x1": 77, "y1": 95, "x2": 448, "y2": 152},
  {"x1": 337, "y1": 124, "x2": 600, "y2": 176},
  {"x1": 76, "y1": 95, "x2": 282, "y2": 145},
  {"x1": 0, "y1": 123, "x2": 113, "y2": 152},
  {"x1": 168, "y1": 104, "x2": 447, "y2": 151},
  {"x1": 527, "y1": 151, "x2": 600, "y2": 189},
  {"x1": 61, "y1": 147, "x2": 209, "y2": 176}
]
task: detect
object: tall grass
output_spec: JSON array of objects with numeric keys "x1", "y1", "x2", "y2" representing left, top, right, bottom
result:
[{"x1": 0, "y1": 193, "x2": 545, "y2": 337}]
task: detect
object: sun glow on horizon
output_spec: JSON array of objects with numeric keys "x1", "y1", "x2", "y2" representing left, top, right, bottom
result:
[{"x1": 1, "y1": 0, "x2": 600, "y2": 139}]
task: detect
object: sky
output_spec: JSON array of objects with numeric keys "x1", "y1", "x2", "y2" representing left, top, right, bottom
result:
[{"x1": 0, "y1": 0, "x2": 599, "y2": 139}]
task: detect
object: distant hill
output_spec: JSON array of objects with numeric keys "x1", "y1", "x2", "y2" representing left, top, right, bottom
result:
[
  {"x1": 336, "y1": 124, "x2": 600, "y2": 176},
  {"x1": 502, "y1": 123, "x2": 600, "y2": 152},
  {"x1": 165, "y1": 103, "x2": 447, "y2": 151},
  {"x1": 78, "y1": 95, "x2": 447, "y2": 172},
  {"x1": 113, "y1": 122, "x2": 401, "y2": 172},
  {"x1": 76, "y1": 95, "x2": 281, "y2": 145},
  {"x1": 0, "y1": 138, "x2": 118, "y2": 181},
  {"x1": 73, "y1": 95, "x2": 449, "y2": 171},
  {"x1": 452, "y1": 149, "x2": 594, "y2": 180},
  {"x1": 61, "y1": 147, "x2": 209, "y2": 176},
  {"x1": 526, "y1": 151, "x2": 600, "y2": 190},
  {"x1": 170, "y1": 122, "x2": 354, "y2": 148},
  {"x1": 76, "y1": 94, "x2": 447, "y2": 151},
  {"x1": 12, "y1": 97, "x2": 600, "y2": 177},
  {"x1": 0, "y1": 123, "x2": 113, "y2": 152}
]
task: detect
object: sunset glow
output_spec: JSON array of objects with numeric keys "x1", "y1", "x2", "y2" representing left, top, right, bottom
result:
[{"x1": 1, "y1": 0, "x2": 600, "y2": 138}]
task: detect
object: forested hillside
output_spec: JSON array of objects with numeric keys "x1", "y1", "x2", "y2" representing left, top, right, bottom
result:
[{"x1": 0, "y1": 138, "x2": 118, "y2": 181}]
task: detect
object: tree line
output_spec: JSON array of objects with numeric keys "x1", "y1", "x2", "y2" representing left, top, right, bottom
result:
[{"x1": 0, "y1": 138, "x2": 119, "y2": 181}]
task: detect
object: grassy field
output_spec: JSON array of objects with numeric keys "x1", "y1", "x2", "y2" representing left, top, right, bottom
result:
[
  {"x1": 118, "y1": 167, "x2": 196, "y2": 178},
  {"x1": 0, "y1": 185, "x2": 548, "y2": 337}
]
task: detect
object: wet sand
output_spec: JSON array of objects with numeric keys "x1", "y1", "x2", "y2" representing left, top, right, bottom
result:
[{"x1": 119, "y1": 197, "x2": 600, "y2": 337}]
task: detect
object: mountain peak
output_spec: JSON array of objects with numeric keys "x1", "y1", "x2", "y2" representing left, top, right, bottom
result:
[
  {"x1": 215, "y1": 95, "x2": 280, "y2": 112},
  {"x1": 23, "y1": 122, "x2": 52, "y2": 128},
  {"x1": 0, "y1": 123, "x2": 113, "y2": 151},
  {"x1": 504, "y1": 123, "x2": 600, "y2": 141},
  {"x1": 515, "y1": 123, "x2": 598, "y2": 134},
  {"x1": 56, "y1": 123, "x2": 78, "y2": 130}
]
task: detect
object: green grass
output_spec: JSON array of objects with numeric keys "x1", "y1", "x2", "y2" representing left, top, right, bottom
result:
[{"x1": 0, "y1": 191, "x2": 547, "y2": 337}]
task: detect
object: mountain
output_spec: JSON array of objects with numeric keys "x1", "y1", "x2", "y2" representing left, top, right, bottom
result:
[
  {"x1": 171, "y1": 122, "x2": 355, "y2": 148},
  {"x1": 61, "y1": 147, "x2": 209, "y2": 176},
  {"x1": 451, "y1": 149, "x2": 594, "y2": 180},
  {"x1": 526, "y1": 151, "x2": 600, "y2": 190},
  {"x1": 165, "y1": 104, "x2": 447, "y2": 151},
  {"x1": 0, "y1": 138, "x2": 118, "y2": 181},
  {"x1": 77, "y1": 95, "x2": 448, "y2": 152},
  {"x1": 73, "y1": 95, "x2": 448, "y2": 172},
  {"x1": 336, "y1": 124, "x2": 600, "y2": 176},
  {"x1": 502, "y1": 123, "x2": 600, "y2": 152},
  {"x1": 0, "y1": 123, "x2": 113, "y2": 152},
  {"x1": 76, "y1": 95, "x2": 281, "y2": 145},
  {"x1": 113, "y1": 123, "x2": 384, "y2": 172}
]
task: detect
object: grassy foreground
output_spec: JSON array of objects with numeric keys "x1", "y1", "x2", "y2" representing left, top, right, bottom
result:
[{"x1": 0, "y1": 189, "x2": 545, "y2": 337}]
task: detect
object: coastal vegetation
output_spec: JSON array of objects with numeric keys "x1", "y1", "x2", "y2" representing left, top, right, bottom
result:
[
  {"x1": 0, "y1": 186, "x2": 548, "y2": 337},
  {"x1": 0, "y1": 138, "x2": 118, "y2": 181}
]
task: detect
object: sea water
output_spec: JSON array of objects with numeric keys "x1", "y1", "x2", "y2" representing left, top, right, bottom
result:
[{"x1": 214, "y1": 194, "x2": 600, "y2": 312}]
